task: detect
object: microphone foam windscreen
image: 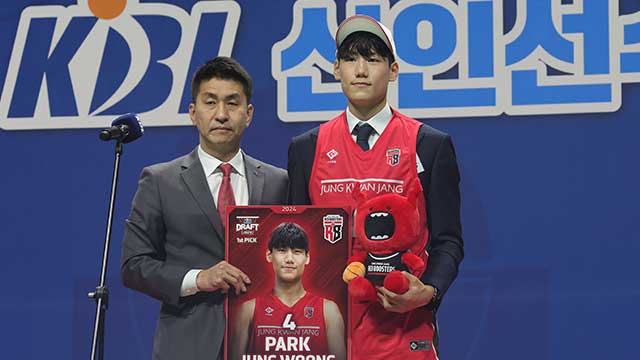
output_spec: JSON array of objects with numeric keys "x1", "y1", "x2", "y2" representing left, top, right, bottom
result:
[{"x1": 112, "y1": 113, "x2": 144, "y2": 143}]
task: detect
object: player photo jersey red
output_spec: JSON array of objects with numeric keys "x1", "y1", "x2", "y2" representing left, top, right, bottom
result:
[
  {"x1": 247, "y1": 291, "x2": 328, "y2": 355},
  {"x1": 309, "y1": 110, "x2": 429, "y2": 256}
]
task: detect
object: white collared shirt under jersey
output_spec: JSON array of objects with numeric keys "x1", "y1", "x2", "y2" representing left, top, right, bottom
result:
[
  {"x1": 346, "y1": 104, "x2": 424, "y2": 173},
  {"x1": 180, "y1": 146, "x2": 249, "y2": 297}
]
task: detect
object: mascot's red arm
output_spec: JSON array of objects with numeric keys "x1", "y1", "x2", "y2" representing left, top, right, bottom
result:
[{"x1": 401, "y1": 252, "x2": 425, "y2": 273}]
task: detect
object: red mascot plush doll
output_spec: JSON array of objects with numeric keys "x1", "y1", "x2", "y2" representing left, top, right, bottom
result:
[
  {"x1": 342, "y1": 184, "x2": 437, "y2": 360},
  {"x1": 342, "y1": 184, "x2": 426, "y2": 301}
]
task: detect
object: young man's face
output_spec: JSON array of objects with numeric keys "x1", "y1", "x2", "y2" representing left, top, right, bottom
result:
[
  {"x1": 267, "y1": 247, "x2": 310, "y2": 283},
  {"x1": 189, "y1": 77, "x2": 253, "y2": 159},
  {"x1": 333, "y1": 52, "x2": 398, "y2": 112}
]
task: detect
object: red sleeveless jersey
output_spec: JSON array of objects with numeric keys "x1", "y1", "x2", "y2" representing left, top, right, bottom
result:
[
  {"x1": 309, "y1": 110, "x2": 429, "y2": 256},
  {"x1": 353, "y1": 303, "x2": 437, "y2": 359},
  {"x1": 310, "y1": 111, "x2": 438, "y2": 359},
  {"x1": 248, "y1": 291, "x2": 328, "y2": 355}
]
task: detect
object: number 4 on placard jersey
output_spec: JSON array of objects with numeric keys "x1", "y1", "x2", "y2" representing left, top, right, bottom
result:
[{"x1": 282, "y1": 313, "x2": 296, "y2": 330}]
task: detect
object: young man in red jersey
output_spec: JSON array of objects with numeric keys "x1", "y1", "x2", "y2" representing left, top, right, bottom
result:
[
  {"x1": 229, "y1": 222, "x2": 346, "y2": 360},
  {"x1": 287, "y1": 15, "x2": 464, "y2": 359}
]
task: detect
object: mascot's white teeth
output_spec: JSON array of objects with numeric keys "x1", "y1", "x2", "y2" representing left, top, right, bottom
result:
[
  {"x1": 369, "y1": 212, "x2": 389, "y2": 218},
  {"x1": 364, "y1": 211, "x2": 395, "y2": 241}
]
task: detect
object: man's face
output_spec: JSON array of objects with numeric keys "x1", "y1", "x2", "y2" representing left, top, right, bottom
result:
[
  {"x1": 267, "y1": 247, "x2": 310, "y2": 283},
  {"x1": 189, "y1": 77, "x2": 253, "y2": 160},
  {"x1": 333, "y1": 52, "x2": 398, "y2": 111}
]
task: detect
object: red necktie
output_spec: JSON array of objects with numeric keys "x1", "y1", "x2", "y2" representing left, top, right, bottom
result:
[{"x1": 217, "y1": 163, "x2": 235, "y2": 225}]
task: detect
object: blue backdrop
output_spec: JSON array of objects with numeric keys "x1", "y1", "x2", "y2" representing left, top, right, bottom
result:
[{"x1": 1, "y1": 0, "x2": 639, "y2": 359}]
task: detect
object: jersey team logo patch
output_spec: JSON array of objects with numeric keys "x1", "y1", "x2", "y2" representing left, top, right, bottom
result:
[
  {"x1": 326, "y1": 148, "x2": 338, "y2": 160},
  {"x1": 304, "y1": 306, "x2": 314, "y2": 319},
  {"x1": 322, "y1": 214, "x2": 343, "y2": 244},
  {"x1": 265, "y1": 306, "x2": 274, "y2": 316},
  {"x1": 386, "y1": 148, "x2": 401, "y2": 166}
]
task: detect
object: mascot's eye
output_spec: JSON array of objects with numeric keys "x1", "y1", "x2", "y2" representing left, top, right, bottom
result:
[
  {"x1": 386, "y1": 206, "x2": 392, "y2": 210},
  {"x1": 369, "y1": 208, "x2": 373, "y2": 211}
]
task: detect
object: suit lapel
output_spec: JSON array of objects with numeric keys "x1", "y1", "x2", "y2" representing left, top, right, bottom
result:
[
  {"x1": 180, "y1": 149, "x2": 224, "y2": 241},
  {"x1": 244, "y1": 152, "x2": 264, "y2": 205}
]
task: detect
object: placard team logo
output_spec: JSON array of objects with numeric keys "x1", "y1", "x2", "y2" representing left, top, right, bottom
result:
[
  {"x1": 322, "y1": 214, "x2": 343, "y2": 244},
  {"x1": 0, "y1": 0, "x2": 240, "y2": 130}
]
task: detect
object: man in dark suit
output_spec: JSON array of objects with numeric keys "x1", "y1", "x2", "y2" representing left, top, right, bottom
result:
[
  {"x1": 287, "y1": 16, "x2": 463, "y2": 358},
  {"x1": 121, "y1": 57, "x2": 288, "y2": 360}
]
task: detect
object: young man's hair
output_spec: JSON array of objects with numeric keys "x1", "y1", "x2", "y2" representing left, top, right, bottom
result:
[
  {"x1": 336, "y1": 31, "x2": 395, "y2": 64},
  {"x1": 190, "y1": 56, "x2": 253, "y2": 103},
  {"x1": 268, "y1": 222, "x2": 309, "y2": 252}
]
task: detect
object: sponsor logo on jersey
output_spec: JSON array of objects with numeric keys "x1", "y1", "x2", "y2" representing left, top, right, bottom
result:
[
  {"x1": 326, "y1": 148, "x2": 338, "y2": 160},
  {"x1": 409, "y1": 340, "x2": 431, "y2": 351},
  {"x1": 320, "y1": 178, "x2": 405, "y2": 196}
]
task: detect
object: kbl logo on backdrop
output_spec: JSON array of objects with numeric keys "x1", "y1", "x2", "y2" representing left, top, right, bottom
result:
[
  {"x1": 0, "y1": 0, "x2": 240, "y2": 130},
  {"x1": 3, "y1": 0, "x2": 640, "y2": 129},
  {"x1": 272, "y1": 0, "x2": 640, "y2": 122}
]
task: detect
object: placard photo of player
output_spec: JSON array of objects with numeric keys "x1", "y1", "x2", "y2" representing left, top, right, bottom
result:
[{"x1": 225, "y1": 207, "x2": 349, "y2": 360}]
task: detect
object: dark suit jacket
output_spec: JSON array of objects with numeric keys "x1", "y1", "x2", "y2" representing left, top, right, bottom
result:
[
  {"x1": 121, "y1": 148, "x2": 287, "y2": 360},
  {"x1": 287, "y1": 123, "x2": 463, "y2": 308}
]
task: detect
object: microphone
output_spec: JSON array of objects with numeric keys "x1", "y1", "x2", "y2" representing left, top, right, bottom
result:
[{"x1": 99, "y1": 113, "x2": 144, "y2": 143}]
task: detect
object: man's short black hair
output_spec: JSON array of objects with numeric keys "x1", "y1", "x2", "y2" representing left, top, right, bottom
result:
[
  {"x1": 336, "y1": 31, "x2": 395, "y2": 64},
  {"x1": 190, "y1": 56, "x2": 253, "y2": 103},
  {"x1": 268, "y1": 222, "x2": 309, "y2": 252}
]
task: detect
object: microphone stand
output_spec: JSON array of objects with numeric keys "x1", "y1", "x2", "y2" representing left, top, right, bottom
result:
[{"x1": 88, "y1": 140, "x2": 124, "y2": 360}]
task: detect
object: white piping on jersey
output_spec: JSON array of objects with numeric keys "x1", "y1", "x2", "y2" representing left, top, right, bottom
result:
[
  {"x1": 369, "y1": 252, "x2": 401, "y2": 260},
  {"x1": 257, "y1": 325, "x2": 320, "y2": 329},
  {"x1": 320, "y1": 178, "x2": 404, "y2": 184},
  {"x1": 369, "y1": 250, "x2": 428, "y2": 261}
]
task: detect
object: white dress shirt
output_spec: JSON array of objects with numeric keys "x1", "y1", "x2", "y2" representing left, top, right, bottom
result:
[
  {"x1": 180, "y1": 146, "x2": 249, "y2": 297},
  {"x1": 346, "y1": 104, "x2": 424, "y2": 173},
  {"x1": 197, "y1": 146, "x2": 249, "y2": 208}
]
